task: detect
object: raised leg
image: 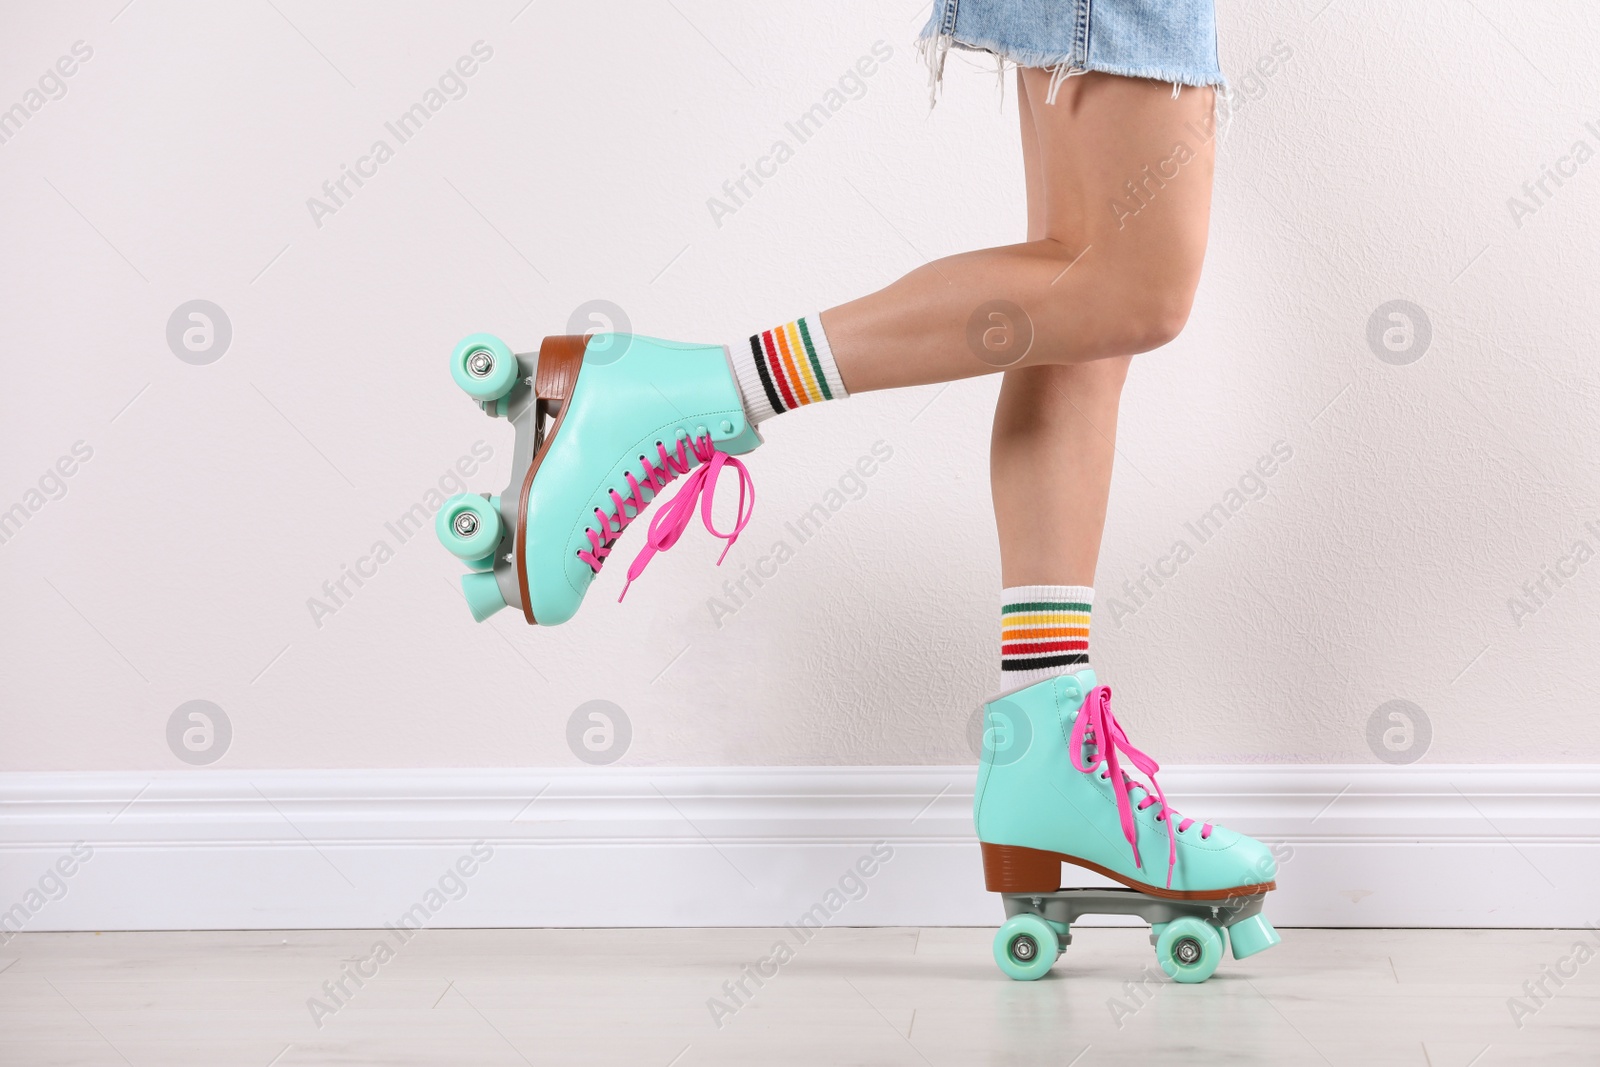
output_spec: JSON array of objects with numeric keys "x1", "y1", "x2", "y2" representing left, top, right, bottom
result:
[{"x1": 440, "y1": 70, "x2": 1219, "y2": 628}]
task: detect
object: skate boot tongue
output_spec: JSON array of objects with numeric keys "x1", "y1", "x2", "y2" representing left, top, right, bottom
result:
[{"x1": 1068, "y1": 685, "x2": 1213, "y2": 890}]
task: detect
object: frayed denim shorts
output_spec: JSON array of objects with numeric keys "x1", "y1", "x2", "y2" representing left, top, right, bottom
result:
[{"x1": 919, "y1": 0, "x2": 1224, "y2": 103}]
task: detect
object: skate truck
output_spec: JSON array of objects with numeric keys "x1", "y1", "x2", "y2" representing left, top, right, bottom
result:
[{"x1": 990, "y1": 884, "x2": 1276, "y2": 983}]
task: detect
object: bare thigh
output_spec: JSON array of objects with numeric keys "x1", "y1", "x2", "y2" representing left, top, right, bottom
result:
[
  {"x1": 825, "y1": 69, "x2": 1218, "y2": 390},
  {"x1": 1024, "y1": 68, "x2": 1217, "y2": 249},
  {"x1": 1021, "y1": 65, "x2": 1217, "y2": 331}
]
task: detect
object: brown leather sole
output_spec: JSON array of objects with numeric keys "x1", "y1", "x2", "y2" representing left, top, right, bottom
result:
[
  {"x1": 980, "y1": 842, "x2": 1277, "y2": 901},
  {"x1": 513, "y1": 335, "x2": 589, "y2": 625}
]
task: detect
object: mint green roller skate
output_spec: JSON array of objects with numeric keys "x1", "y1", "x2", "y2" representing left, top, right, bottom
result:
[
  {"x1": 978, "y1": 670, "x2": 1281, "y2": 982},
  {"x1": 437, "y1": 332, "x2": 760, "y2": 624}
]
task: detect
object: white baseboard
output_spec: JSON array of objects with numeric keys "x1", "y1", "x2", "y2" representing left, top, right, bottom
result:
[{"x1": 2, "y1": 766, "x2": 1597, "y2": 933}]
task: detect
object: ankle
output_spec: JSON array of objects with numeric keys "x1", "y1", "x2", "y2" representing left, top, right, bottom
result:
[
  {"x1": 731, "y1": 313, "x2": 849, "y2": 425},
  {"x1": 1001, "y1": 584, "x2": 1093, "y2": 689}
]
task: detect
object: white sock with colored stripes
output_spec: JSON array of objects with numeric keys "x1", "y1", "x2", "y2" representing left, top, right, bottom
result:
[
  {"x1": 731, "y1": 313, "x2": 849, "y2": 425},
  {"x1": 1001, "y1": 585, "x2": 1093, "y2": 690}
]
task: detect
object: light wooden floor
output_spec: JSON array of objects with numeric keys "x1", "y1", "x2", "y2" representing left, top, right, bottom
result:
[{"x1": 1, "y1": 927, "x2": 1596, "y2": 1065}]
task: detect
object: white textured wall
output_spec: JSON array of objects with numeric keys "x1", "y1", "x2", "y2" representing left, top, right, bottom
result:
[{"x1": 2, "y1": 1, "x2": 1596, "y2": 771}]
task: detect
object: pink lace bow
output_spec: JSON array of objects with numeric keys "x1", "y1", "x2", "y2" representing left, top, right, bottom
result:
[
  {"x1": 1069, "y1": 685, "x2": 1212, "y2": 889},
  {"x1": 572, "y1": 432, "x2": 753, "y2": 599}
]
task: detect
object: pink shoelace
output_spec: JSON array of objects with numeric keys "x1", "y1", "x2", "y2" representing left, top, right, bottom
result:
[
  {"x1": 1069, "y1": 685, "x2": 1212, "y2": 889},
  {"x1": 574, "y1": 432, "x2": 755, "y2": 598}
]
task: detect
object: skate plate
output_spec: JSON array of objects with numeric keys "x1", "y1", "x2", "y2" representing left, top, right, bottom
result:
[{"x1": 992, "y1": 887, "x2": 1278, "y2": 983}]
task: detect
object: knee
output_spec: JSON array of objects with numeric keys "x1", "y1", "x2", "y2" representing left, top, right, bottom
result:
[
  {"x1": 1031, "y1": 238, "x2": 1202, "y2": 357},
  {"x1": 1108, "y1": 249, "x2": 1202, "y2": 353},
  {"x1": 1125, "y1": 284, "x2": 1197, "y2": 353}
]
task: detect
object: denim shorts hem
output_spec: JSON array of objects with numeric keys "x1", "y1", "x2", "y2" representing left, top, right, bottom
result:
[{"x1": 919, "y1": 30, "x2": 1226, "y2": 92}]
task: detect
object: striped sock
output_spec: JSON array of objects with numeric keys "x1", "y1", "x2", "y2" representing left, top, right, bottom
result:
[
  {"x1": 731, "y1": 313, "x2": 849, "y2": 425},
  {"x1": 1001, "y1": 585, "x2": 1093, "y2": 689}
]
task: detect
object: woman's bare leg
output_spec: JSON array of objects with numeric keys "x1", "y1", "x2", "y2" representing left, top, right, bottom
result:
[
  {"x1": 822, "y1": 68, "x2": 1216, "y2": 391},
  {"x1": 994, "y1": 71, "x2": 1134, "y2": 587}
]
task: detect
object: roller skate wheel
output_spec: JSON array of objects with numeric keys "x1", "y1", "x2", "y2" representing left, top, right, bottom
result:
[
  {"x1": 1153, "y1": 917, "x2": 1224, "y2": 984},
  {"x1": 993, "y1": 913, "x2": 1059, "y2": 981},
  {"x1": 451, "y1": 333, "x2": 518, "y2": 402},
  {"x1": 436, "y1": 494, "x2": 502, "y2": 561}
]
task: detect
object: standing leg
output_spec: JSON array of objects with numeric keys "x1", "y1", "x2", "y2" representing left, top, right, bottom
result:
[
  {"x1": 988, "y1": 69, "x2": 1206, "y2": 687},
  {"x1": 993, "y1": 70, "x2": 1132, "y2": 592},
  {"x1": 964, "y1": 72, "x2": 1277, "y2": 925}
]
